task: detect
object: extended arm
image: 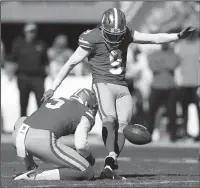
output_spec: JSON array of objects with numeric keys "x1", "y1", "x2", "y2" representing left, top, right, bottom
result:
[
  {"x1": 133, "y1": 27, "x2": 195, "y2": 44},
  {"x1": 74, "y1": 116, "x2": 92, "y2": 159},
  {"x1": 50, "y1": 46, "x2": 90, "y2": 91}
]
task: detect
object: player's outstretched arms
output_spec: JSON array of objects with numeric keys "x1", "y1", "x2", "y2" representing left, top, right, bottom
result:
[
  {"x1": 74, "y1": 116, "x2": 95, "y2": 166},
  {"x1": 133, "y1": 26, "x2": 195, "y2": 44},
  {"x1": 42, "y1": 46, "x2": 90, "y2": 101}
]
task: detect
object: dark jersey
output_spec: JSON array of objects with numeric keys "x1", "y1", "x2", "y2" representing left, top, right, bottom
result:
[
  {"x1": 78, "y1": 26, "x2": 134, "y2": 86},
  {"x1": 24, "y1": 98, "x2": 95, "y2": 138}
]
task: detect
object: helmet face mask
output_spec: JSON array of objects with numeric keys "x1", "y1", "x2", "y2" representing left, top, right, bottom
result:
[{"x1": 101, "y1": 8, "x2": 127, "y2": 47}]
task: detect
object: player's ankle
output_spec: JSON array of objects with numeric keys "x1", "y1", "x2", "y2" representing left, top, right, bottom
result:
[{"x1": 108, "y1": 152, "x2": 117, "y2": 160}]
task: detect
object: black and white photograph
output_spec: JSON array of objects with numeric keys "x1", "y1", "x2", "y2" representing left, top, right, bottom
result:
[{"x1": 1, "y1": 1, "x2": 200, "y2": 188}]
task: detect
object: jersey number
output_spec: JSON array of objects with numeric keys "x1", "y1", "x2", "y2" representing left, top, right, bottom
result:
[
  {"x1": 109, "y1": 50, "x2": 124, "y2": 75},
  {"x1": 45, "y1": 98, "x2": 65, "y2": 109}
]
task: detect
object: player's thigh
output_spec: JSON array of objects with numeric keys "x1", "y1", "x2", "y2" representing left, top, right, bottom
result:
[
  {"x1": 116, "y1": 87, "x2": 134, "y2": 125},
  {"x1": 25, "y1": 129, "x2": 89, "y2": 171},
  {"x1": 92, "y1": 83, "x2": 116, "y2": 120}
]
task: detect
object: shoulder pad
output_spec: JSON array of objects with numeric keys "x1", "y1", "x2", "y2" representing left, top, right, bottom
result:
[{"x1": 78, "y1": 28, "x2": 100, "y2": 49}]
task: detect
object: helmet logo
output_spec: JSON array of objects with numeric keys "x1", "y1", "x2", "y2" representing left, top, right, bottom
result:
[
  {"x1": 108, "y1": 14, "x2": 114, "y2": 24},
  {"x1": 111, "y1": 28, "x2": 120, "y2": 33}
]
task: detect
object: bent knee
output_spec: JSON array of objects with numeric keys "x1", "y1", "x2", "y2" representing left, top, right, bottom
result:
[
  {"x1": 102, "y1": 115, "x2": 116, "y2": 124},
  {"x1": 14, "y1": 116, "x2": 27, "y2": 130}
]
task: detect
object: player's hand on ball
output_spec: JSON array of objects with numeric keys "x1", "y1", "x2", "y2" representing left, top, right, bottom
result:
[
  {"x1": 123, "y1": 124, "x2": 152, "y2": 145},
  {"x1": 86, "y1": 153, "x2": 95, "y2": 166},
  {"x1": 42, "y1": 89, "x2": 54, "y2": 101},
  {"x1": 178, "y1": 26, "x2": 196, "y2": 39}
]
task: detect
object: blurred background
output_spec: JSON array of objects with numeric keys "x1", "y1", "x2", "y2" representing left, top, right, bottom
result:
[{"x1": 1, "y1": 1, "x2": 200, "y2": 143}]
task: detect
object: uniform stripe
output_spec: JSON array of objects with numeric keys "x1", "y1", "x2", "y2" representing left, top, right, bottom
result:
[
  {"x1": 92, "y1": 84, "x2": 107, "y2": 119},
  {"x1": 92, "y1": 84, "x2": 103, "y2": 120},
  {"x1": 50, "y1": 132, "x2": 87, "y2": 171},
  {"x1": 55, "y1": 143, "x2": 88, "y2": 170},
  {"x1": 78, "y1": 39, "x2": 90, "y2": 45},
  {"x1": 85, "y1": 111, "x2": 94, "y2": 119},
  {"x1": 113, "y1": 8, "x2": 118, "y2": 29},
  {"x1": 79, "y1": 44, "x2": 92, "y2": 49}
]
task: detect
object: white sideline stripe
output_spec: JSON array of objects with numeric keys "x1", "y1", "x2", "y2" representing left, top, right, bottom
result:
[
  {"x1": 2, "y1": 157, "x2": 131, "y2": 166},
  {"x1": 144, "y1": 158, "x2": 199, "y2": 164},
  {"x1": 22, "y1": 180, "x2": 200, "y2": 188},
  {"x1": 1, "y1": 139, "x2": 199, "y2": 149},
  {"x1": 3, "y1": 157, "x2": 199, "y2": 168},
  {"x1": 96, "y1": 157, "x2": 131, "y2": 162}
]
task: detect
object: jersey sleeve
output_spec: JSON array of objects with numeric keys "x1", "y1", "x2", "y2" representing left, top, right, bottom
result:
[
  {"x1": 78, "y1": 29, "x2": 96, "y2": 50},
  {"x1": 84, "y1": 109, "x2": 95, "y2": 127},
  {"x1": 126, "y1": 22, "x2": 135, "y2": 42}
]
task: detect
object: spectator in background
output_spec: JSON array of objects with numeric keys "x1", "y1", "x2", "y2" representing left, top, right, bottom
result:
[
  {"x1": 1, "y1": 40, "x2": 5, "y2": 66},
  {"x1": 148, "y1": 43, "x2": 180, "y2": 142},
  {"x1": 9, "y1": 23, "x2": 49, "y2": 116},
  {"x1": 48, "y1": 34, "x2": 84, "y2": 79},
  {"x1": 1, "y1": 40, "x2": 5, "y2": 132},
  {"x1": 126, "y1": 44, "x2": 153, "y2": 125},
  {"x1": 175, "y1": 30, "x2": 200, "y2": 141}
]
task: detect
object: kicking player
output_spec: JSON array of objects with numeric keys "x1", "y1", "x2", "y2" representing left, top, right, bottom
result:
[
  {"x1": 43, "y1": 8, "x2": 195, "y2": 179},
  {"x1": 12, "y1": 88, "x2": 98, "y2": 180}
]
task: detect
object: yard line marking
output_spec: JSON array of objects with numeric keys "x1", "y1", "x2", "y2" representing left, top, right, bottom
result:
[
  {"x1": 144, "y1": 158, "x2": 199, "y2": 164},
  {"x1": 22, "y1": 180, "x2": 200, "y2": 188},
  {"x1": 96, "y1": 157, "x2": 131, "y2": 162}
]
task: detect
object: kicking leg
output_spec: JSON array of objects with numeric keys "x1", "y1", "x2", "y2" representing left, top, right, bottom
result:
[
  {"x1": 92, "y1": 83, "x2": 118, "y2": 178},
  {"x1": 116, "y1": 89, "x2": 133, "y2": 157}
]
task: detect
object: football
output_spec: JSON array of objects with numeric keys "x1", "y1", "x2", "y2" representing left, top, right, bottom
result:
[{"x1": 123, "y1": 124, "x2": 152, "y2": 145}]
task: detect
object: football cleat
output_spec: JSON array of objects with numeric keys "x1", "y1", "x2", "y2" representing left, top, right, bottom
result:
[
  {"x1": 13, "y1": 169, "x2": 38, "y2": 180},
  {"x1": 99, "y1": 166, "x2": 114, "y2": 179}
]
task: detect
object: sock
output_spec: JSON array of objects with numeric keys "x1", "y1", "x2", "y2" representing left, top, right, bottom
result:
[
  {"x1": 115, "y1": 123, "x2": 126, "y2": 156},
  {"x1": 102, "y1": 120, "x2": 116, "y2": 154},
  {"x1": 116, "y1": 132, "x2": 125, "y2": 156},
  {"x1": 24, "y1": 153, "x2": 37, "y2": 171},
  {"x1": 35, "y1": 169, "x2": 60, "y2": 180}
]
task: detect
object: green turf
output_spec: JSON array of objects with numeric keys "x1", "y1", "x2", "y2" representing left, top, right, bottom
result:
[{"x1": 1, "y1": 143, "x2": 200, "y2": 188}]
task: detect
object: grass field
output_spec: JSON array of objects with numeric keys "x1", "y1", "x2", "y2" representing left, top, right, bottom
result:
[{"x1": 1, "y1": 135, "x2": 200, "y2": 188}]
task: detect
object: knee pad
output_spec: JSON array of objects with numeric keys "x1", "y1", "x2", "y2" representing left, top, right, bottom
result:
[{"x1": 102, "y1": 115, "x2": 116, "y2": 125}]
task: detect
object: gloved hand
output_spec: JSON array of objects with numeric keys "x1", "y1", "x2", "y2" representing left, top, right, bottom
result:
[
  {"x1": 86, "y1": 153, "x2": 95, "y2": 166},
  {"x1": 178, "y1": 27, "x2": 196, "y2": 39},
  {"x1": 41, "y1": 89, "x2": 54, "y2": 102}
]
